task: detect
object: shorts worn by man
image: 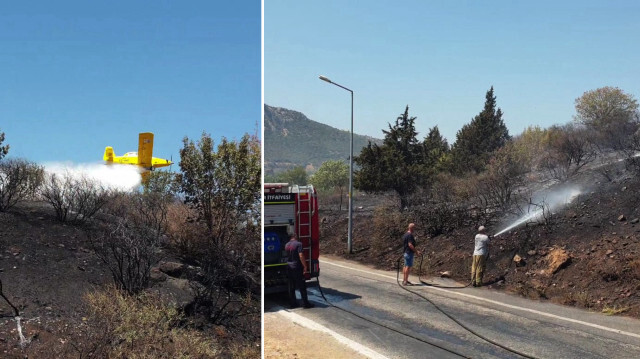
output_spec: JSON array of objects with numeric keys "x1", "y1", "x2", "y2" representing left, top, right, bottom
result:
[
  {"x1": 471, "y1": 226, "x2": 490, "y2": 287},
  {"x1": 402, "y1": 223, "x2": 420, "y2": 286},
  {"x1": 284, "y1": 233, "x2": 314, "y2": 309}
]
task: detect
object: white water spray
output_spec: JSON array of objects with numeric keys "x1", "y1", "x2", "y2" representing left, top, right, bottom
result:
[
  {"x1": 43, "y1": 162, "x2": 142, "y2": 191},
  {"x1": 494, "y1": 186, "x2": 582, "y2": 237}
]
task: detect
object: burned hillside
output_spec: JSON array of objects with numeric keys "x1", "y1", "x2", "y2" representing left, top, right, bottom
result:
[
  {"x1": 0, "y1": 132, "x2": 261, "y2": 358},
  {"x1": 319, "y1": 157, "x2": 640, "y2": 318}
]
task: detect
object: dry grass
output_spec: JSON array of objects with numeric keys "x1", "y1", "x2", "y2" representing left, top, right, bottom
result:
[
  {"x1": 601, "y1": 305, "x2": 630, "y2": 316},
  {"x1": 229, "y1": 342, "x2": 262, "y2": 358},
  {"x1": 83, "y1": 286, "x2": 218, "y2": 358},
  {"x1": 562, "y1": 291, "x2": 592, "y2": 308}
]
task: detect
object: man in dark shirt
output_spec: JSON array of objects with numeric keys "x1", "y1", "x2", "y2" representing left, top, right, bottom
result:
[
  {"x1": 284, "y1": 233, "x2": 315, "y2": 309},
  {"x1": 402, "y1": 223, "x2": 421, "y2": 286}
]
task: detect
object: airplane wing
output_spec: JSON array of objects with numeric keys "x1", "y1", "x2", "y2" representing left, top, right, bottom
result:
[{"x1": 138, "y1": 132, "x2": 154, "y2": 169}]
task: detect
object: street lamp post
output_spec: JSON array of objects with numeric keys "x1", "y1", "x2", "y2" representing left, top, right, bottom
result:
[{"x1": 319, "y1": 75, "x2": 353, "y2": 254}]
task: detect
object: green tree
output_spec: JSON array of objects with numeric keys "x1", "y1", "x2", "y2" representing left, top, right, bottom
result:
[
  {"x1": 421, "y1": 126, "x2": 450, "y2": 175},
  {"x1": 355, "y1": 105, "x2": 425, "y2": 210},
  {"x1": 178, "y1": 133, "x2": 261, "y2": 328},
  {"x1": 277, "y1": 166, "x2": 308, "y2": 185},
  {"x1": 178, "y1": 132, "x2": 261, "y2": 236},
  {"x1": 512, "y1": 125, "x2": 549, "y2": 171},
  {"x1": 574, "y1": 86, "x2": 639, "y2": 129},
  {"x1": 0, "y1": 129, "x2": 8, "y2": 160},
  {"x1": 574, "y1": 86, "x2": 640, "y2": 150},
  {"x1": 310, "y1": 160, "x2": 349, "y2": 210},
  {"x1": 450, "y1": 87, "x2": 510, "y2": 174}
]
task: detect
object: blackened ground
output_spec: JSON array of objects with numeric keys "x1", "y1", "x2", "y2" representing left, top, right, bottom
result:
[
  {"x1": 0, "y1": 202, "x2": 108, "y2": 356},
  {"x1": 319, "y1": 172, "x2": 640, "y2": 319},
  {"x1": 0, "y1": 202, "x2": 259, "y2": 357}
]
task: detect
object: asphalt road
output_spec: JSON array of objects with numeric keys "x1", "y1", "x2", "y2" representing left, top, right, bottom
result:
[{"x1": 264, "y1": 257, "x2": 640, "y2": 359}]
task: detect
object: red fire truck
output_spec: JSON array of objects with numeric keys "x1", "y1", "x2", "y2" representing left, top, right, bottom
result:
[{"x1": 264, "y1": 183, "x2": 320, "y2": 294}]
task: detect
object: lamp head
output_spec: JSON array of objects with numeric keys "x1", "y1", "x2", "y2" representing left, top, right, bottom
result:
[{"x1": 319, "y1": 75, "x2": 332, "y2": 83}]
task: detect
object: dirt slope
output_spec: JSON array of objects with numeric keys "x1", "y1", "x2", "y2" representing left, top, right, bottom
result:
[{"x1": 0, "y1": 207, "x2": 90, "y2": 354}]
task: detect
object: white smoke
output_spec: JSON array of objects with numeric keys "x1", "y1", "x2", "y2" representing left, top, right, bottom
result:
[{"x1": 43, "y1": 162, "x2": 142, "y2": 191}]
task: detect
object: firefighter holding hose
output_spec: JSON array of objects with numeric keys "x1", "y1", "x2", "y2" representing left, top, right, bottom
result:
[{"x1": 471, "y1": 226, "x2": 490, "y2": 287}]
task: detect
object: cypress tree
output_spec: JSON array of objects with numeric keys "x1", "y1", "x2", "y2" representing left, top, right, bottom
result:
[
  {"x1": 450, "y1": 87, "x2": 510, "y2": 174},
  {"x1": 422, "y1": 126, "x2": 449, "y2": 168}
]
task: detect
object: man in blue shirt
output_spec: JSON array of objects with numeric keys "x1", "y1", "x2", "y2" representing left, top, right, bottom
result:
[
  {"x1": 285, "y1": 233, "x2": 315, "y2": 309},
  {"x1": 402, "y1": 223, "x2": 421, "y2": 286}
]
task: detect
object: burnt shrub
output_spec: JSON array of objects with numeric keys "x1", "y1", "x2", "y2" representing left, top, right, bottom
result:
[
  {"x1": 165, "y1": 202, "x2": 210, "y2": 261},
  {"x1": 187, "y1": 247, "x2": 260, "y2": 330},
  {"x1": 40, "y1": 172, "x2": 112, "y2": 223},
  {"x1": 91, "y1": 192, "x2": 171, "y2": 295},
  {"x1": 90, "y1": 219, "x2": 163, "y2": 295},
  {"x1": 169, "y1": 210, "x2": 260, "y2": 335},
  {"x1": 371, "y1": 204, "x2": 405, "y2": 255},
  {"x1": 0, "y1": 158, "x2": 44, "y2": 211},
  {"x1": 410, "y1": 174, "x2": 471, "y2": 236},
  {"x1": 164, "y1": 201, "x2": 260, "y2": 334},
  {"x1": 540, "y1": 124, "x2": 597, "y2": 182}
]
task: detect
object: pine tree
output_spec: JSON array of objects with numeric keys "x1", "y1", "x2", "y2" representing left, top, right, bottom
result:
[{"x1": 450, "y1": 87, "x2": 510, "y2": 174}]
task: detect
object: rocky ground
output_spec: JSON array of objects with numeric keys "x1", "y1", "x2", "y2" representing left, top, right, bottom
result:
[{"x1": 319, "y1": 166, "x2": 640, "y2": 319}]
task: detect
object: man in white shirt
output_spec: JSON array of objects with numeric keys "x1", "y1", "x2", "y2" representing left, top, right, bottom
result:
[{"x1": 471, "y1": 226, "x2": 490, "y2": 287}]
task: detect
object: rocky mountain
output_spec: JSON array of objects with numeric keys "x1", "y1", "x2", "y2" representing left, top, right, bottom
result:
[{"x1": 264, "y1": 105, "x2": 381, "y2": 175}]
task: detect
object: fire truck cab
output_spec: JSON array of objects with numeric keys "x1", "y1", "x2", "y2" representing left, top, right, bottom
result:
[{"x1": 264, "y1": 183, "x2": 320, "y2": 294}]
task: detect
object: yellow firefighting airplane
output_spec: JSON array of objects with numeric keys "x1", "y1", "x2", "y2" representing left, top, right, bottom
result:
[{"x1": 103, "y1": 132, "x2": 172, "y2": 180}]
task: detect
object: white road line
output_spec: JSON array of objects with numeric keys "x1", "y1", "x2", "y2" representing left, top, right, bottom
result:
[
  {"x1": 322, "y1": 259, "x2": 640, "y2": 340},
  {"x1": 276, "y1": 306, "x2": 390, "y2": 359}
]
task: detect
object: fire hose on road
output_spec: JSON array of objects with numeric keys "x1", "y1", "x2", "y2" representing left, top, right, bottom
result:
[
  {"x1": 396, "y1": 256, "x2": 538, "y2": 359},
  {"x1": 315, "y1": 275, "x2": 472, "y2": 358}
]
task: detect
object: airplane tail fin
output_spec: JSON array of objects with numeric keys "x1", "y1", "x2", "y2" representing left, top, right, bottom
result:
[{"x1": 104, "y1": 146, "x2": 115, "y2": 162}]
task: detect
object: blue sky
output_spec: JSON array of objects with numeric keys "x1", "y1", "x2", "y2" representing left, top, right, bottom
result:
[
  {"x1": 265, "y1": 0, "x2": 640, "y2": 143},
  {"x1": 1, "y1": 1, "x2": 260, "y2": 165}
]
